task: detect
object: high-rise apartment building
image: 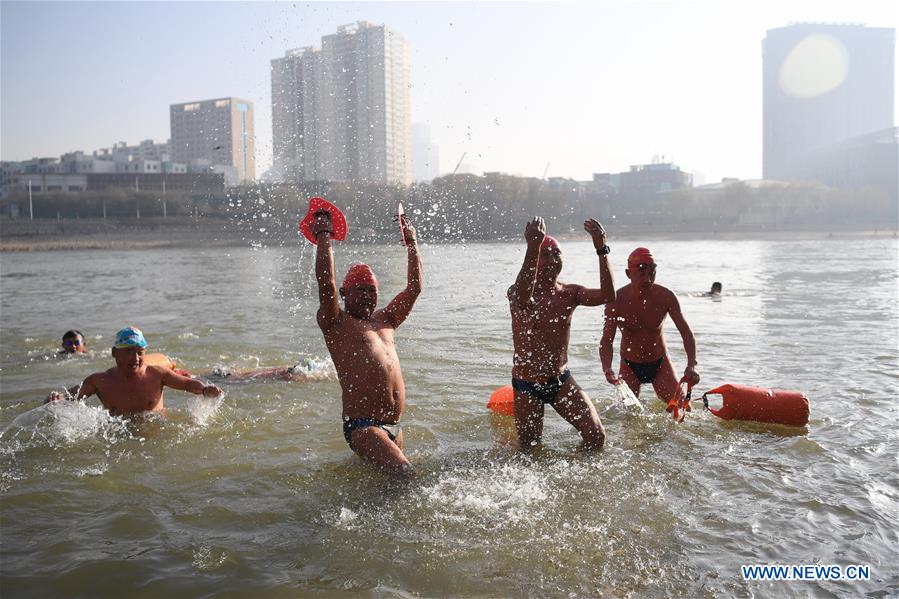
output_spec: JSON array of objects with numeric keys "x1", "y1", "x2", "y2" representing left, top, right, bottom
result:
[
  {"x1": 271, "y1": 47, "x2": 320, "y2": 184},
  {"x1": 412, "y1": 123, "x2": 440, "y2": 182},
  {"x1": 170, "y1": 97, "x2": 256, "y2": 183},
  {"x1": 271, "y1": 21, "x2": 411, "y2": 185},
  {"x1": 762, "y1": 24, "x2": 895, "y2": 181}
]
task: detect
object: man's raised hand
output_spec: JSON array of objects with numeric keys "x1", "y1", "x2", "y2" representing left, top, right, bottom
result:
[
  {"x1": 525, "y1": 216, "x2": 546, "y2": 248},
  {"x1": 584, "y1": 218, "x2": 607, "y2": 249}
]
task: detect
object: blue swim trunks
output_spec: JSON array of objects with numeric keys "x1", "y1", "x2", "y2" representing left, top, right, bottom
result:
[{"x1": 342, "y1": 418, "x2": 400, "y2": 450}]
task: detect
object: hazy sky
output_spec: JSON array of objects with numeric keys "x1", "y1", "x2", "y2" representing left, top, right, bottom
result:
[{"x1": 1, "y1": 1, "x2": 896, "y2": 183}]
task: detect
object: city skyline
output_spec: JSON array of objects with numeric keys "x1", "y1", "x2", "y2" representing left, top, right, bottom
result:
[
  {"x1": 1, "y1": 1, "x2": 896, "y2": 184},
  {"x1": 272, "y1": 22, "x2": 411, "y2": 184}
]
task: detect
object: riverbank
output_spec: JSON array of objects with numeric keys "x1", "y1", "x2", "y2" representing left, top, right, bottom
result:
[
  {"x1": 0, "y1": 218, "x2": 273, "y2": 252},
  {"x1": 1, "y1": 216, "x2": 895, "y2": 252}
]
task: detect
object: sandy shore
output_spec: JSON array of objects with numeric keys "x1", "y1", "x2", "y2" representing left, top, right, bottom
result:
[
  {"x1": 0, "y1": 218, "x2": 282, "y2": 252},
  {"x1": 0, "y1": 238, "x2": 250, "y2": 252}
]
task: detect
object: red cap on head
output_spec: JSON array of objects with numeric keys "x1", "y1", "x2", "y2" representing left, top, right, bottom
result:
[
  {"x1": 540, "y1": 236, "x2": 559, "y2": 250},
  {"x1": 628, "y1": 247, "x2": 655, "y2": 268},
  {"x1": 342, "y1": 264, "x2": 378, "y2": 290}
]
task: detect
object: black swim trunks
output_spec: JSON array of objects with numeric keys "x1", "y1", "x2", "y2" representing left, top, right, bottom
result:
[
  {"x1": 622, "y1": 357, "x2": 664, "y2": 384},
  {"x1": 342, "y1": 418, "x2": 400, "y2": 450},
  {"x1": 511, "y1": 369, "x2": 572, "y2": 405}
]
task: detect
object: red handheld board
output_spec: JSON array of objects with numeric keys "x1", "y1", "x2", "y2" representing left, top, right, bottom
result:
[{"x1": 299, "y1": 197, "x2": 348, "y2": 244}]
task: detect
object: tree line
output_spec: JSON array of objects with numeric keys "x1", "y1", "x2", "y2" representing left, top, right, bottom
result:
[{"x1": 2, "y1": 174, "x2": 894, "y2": 240}]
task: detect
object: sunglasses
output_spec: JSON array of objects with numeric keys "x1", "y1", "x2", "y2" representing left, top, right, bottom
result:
[
  {"x1": 64, "y1": 339, "x2": 83, "y2": 347},
  {"x1": 635, "y1": 263, "x2": 656, "y2": 272}
]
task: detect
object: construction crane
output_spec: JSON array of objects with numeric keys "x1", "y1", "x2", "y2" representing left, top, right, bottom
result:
[{"x1": 452, "y1": 152, "x2": 467, "y2": 175}]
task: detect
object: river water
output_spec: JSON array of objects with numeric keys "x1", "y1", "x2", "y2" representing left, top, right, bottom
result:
[{"x1": 1, "y1": 236, "x2": 897, "y2": 597}]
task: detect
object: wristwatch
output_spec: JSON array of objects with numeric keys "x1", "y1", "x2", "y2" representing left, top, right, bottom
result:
[{"x1": 596, "y1": 245, "x2": 610, "y2": 256}]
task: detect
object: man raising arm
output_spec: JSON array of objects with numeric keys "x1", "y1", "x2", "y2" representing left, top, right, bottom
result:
[
  {"x1": 508, "y1": 217, "x2": 615, "y2": 450},
  {"x1": 311, "y1": 206, "x2": 421, "y2": 477}
]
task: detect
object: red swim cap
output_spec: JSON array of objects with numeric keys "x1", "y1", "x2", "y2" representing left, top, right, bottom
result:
[
  {"x1": 628, "y1": 247, "x2": 655, "y2": 268},
  {"x1": 541, "y1": 236, "x2": 559, "y2": 250},
  {"x1": 342, "y1": 264, "x2": 378, "y2": 289}
]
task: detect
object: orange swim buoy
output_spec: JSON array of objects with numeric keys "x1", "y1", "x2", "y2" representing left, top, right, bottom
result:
[
  {"x1": 143, "y1": 353, "x2": 192, "y2": 377},
  {"x1": 143, "y1": 353, "x2": 175, "y2": 369},
  {"x1": 702, "y1": 383, "x2": 809, "y2": 427},
  {"x1": 487, "y1": 385, "x2": 515, "y2": 416}
]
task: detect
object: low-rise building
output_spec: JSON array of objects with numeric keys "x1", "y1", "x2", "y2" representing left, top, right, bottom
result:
[{"x1": 0, "y1": 141, "x2": 229, "y2": 198}]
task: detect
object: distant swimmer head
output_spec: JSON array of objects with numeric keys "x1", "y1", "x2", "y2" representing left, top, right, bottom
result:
[
  {"x1": 212, "y1": 366, "x2": 232, "y2": 378},
  {"x1": 113, "y1": 326, "x2": 147, "y2": 349},
  {"x1": 341, "y1": 264, "x2": 379, "y2": 319},
  {"x1": 288, "y1": 357, "x2": 317, "y2": 375},
  {"x1": 710, "y1": 282, "x2": 722, "y2": 296},
  {"x1": 626, "y1": 247, "x2": 656, "y2": 288},
  {"x1": 61, "y1": 329, "x2": 86, "y2": 354}
]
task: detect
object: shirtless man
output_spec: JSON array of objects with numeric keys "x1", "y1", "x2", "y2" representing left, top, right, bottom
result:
[
  {"x1": 509, "y1": 217, "x2": 615, "y2": 450},
  {"x1": 600, "y1": 247, "x2": 700, "y2": 408},
  {"x1": 47, "y1": 326, "x2": 222, "y2": 416},
  {"x1": 311, "y1": 207, "x2": 421, "y2": 477}
]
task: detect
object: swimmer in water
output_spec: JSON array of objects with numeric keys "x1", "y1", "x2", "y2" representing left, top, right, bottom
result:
[
  {"x1": 600, "y1": 248, "x2": 700, "y2": 407},
  {"x1": 309, "y1": 203, "x2": 421, "y2": 477},
  {"x1": 508, "y1": 217, "x2": 615, "y2": 450},
  {"x1": 46, "y1": 326, "x2": 222, "y2": 416},
  {"x1": 706, "y1": 282, "x2": 722, "y2": 297},
  {"x1": 59, "y1": 330, "x2": 87, "y2": 355},
  {"x1": 208, "y1": 358, "x2": 326, "y2": 382}
]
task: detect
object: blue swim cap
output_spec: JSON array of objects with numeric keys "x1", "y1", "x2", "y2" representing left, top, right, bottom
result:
[{"x1": 113, "y1": 326, "x2": 147, "y2": 349}]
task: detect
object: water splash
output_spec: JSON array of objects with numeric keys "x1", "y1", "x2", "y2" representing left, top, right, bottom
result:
[
  {"x1": 0, "y1": 400, "x2": 132, "y2": 454},
  {"x1": 614, "y1": 382, "x2": 645, "y2": 413},
  {"x1": 187, "y1": 393, "x2": 225, "y2": 426}
]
